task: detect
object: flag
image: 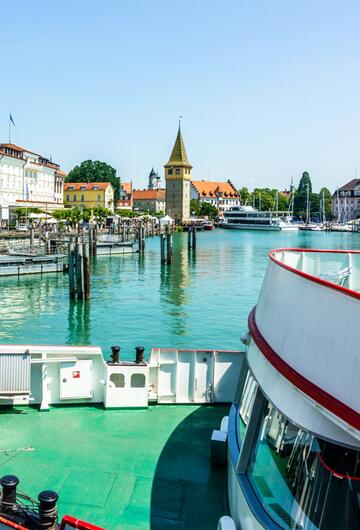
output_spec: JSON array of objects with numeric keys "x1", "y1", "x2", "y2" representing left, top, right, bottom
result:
[{"x1": 9, "y1": 113, "x2": 15, "y2": 126}]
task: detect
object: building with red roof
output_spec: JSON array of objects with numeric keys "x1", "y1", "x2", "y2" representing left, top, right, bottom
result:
[{"x1": 190, "y1": 180, "x2": 240, "y2": 214}]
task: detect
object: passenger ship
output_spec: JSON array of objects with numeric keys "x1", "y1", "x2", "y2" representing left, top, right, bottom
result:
[
  {"x1": 220, "y1": 205, "x2": 298, "y2": 231},
  {"x1": 0, "y1": 248, "x2": 359, "y2": 529}
]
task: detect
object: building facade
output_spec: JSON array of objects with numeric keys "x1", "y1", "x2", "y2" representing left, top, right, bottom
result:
[
  {"x1": 164, "y1": 126, "x2": 192, "y2": 223},
  {"x1": 191, "y1": 180, "x2": 240, "y2": 214},
  {"x1": 132, "y1": 189, "x2": 165, "y2": 213},
  {"x1": 64, "y1": 182, "x2": 114, "y2": 211},
  {"x1": 0, "y1": 143, "x2": 66, "y2": 219},
  {"x1": 331, "y1": 179, "x2": 360, "y2": 222},
  {"x1": 117, "y1": 182, "x2": 133, "y2": 209}
]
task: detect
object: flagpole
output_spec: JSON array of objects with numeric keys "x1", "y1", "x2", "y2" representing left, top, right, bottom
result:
[{"x1": 8, "y1": 112, "x2": 11, "y2": 144}]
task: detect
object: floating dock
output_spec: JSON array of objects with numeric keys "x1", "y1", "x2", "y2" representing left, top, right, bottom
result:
[{"x1": 0, "y1": 253, "x2": 64, "y2": 276}]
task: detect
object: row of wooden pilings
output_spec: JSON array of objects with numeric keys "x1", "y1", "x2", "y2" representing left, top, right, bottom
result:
[{"x1": 68, "y1": 237, "x2": 91, "y2": 300}]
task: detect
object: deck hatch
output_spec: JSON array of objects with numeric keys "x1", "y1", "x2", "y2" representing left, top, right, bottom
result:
[{"x1": 0, "y1": 352, "x2": 31, "y2": 394}]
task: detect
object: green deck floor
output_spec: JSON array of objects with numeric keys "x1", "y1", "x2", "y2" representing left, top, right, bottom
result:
[{"x1": 0, "y1": 404, "x2": 229, "y2": 530}]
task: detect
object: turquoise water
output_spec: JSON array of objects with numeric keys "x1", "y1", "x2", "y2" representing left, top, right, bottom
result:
[{"x1": 0, "y1": 229, "x2": 359, "y2": 359}]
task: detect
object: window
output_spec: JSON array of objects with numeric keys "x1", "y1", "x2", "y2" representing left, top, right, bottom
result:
[
  {"x1": 67, "y1": 186, "x2": 74, "y2": 191},
  {"x1": 168, "y1": 169, "x2": 173, "y2": 175},
  {"x1": 97, "y1": 194, "x2": 101, "y2": 202},
  {"x1": 80, "y1": 186, "x2": 87, "y2": 191},
  {"x1": 131, "y1": 373, "x2": 145, "y2": 388},
  {"x1": 175, "y1": 168, "x2": 180, "y2": 175},
  {"x1": 81, "y1": 195, "x2": 84, "y2": 202},
  {"x1": 94, "y1": 185, "x2": 100, "y2": 190},
  {"x1": 66, "y1": 194, "x2": 69, "y2": 201},
  {"x1": 241, "y1": 392, "x2": 360, "y2": 530},
  {"x1": 73, "y1": 195, "x2": 77, "y2": 201},
  {"x1": 110, "y1": 373, "x2": 125, "y2": 388}
]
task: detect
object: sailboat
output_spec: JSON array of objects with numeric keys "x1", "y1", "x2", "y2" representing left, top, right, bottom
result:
[{"x1": 299, "y1": 184, "x2": 323, "y2": 231}]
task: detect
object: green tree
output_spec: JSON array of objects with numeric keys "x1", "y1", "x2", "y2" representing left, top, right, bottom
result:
[
  {"x1": 294, "y1": 172, "x2": 313, "y2": 218},
  {"x1": 199, "y1": 202, "x2": 218, "y2": 220},
  {"x1": 93, "y1": 206, "x2": 111, "y2": 222},
  {"x1": 190, "y1": 199, "x2": 200, "y2": 216},
  {"x1": 298, "y1": 171, "x2": 312, "y2": 193},
  {"x1": 67, "y1": 160, "x2": 120, "y2": 200},
  {"x1": 253, "y1": 189, "x2": 274, "y2": 211},
  {"x1": 115, "y1": 209, "x2": 138, "y2": 218},
  {"x1": 239, "y1": 187, "x2": 251, "y2": 204}
]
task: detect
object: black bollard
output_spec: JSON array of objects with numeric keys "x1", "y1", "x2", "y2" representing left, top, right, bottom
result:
[
  {"x1": 0, "y1": 475, "x2": 19, "y2": 512},
  {"x1": 38, "y1": 490, "x2": 58, "y2": 529},
  {"x1": 135, "y1": 346, "x2": 145, "y2": 364},
  {"x1": 110, "y1": 346, "x2": 120, "y2": 363}
]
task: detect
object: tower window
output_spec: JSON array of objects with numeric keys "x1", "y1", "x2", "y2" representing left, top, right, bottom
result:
[
  {"x1": 175, "y1": 168, "x2": 180, "y2": 175},
  {"x1": 168, "y1": 169, "x2": 173, "y2": 175}
]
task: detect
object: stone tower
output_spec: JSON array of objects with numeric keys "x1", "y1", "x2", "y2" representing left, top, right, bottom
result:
[{"x1": 164, "y1": 125, "x2": 192, "y2": 223}]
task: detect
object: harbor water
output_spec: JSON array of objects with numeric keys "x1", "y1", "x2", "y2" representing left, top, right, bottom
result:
[{"x1": 0, "y1": 229, "x2": 359, "y2": 359}]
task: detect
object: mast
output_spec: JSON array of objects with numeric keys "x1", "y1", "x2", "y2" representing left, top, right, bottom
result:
[
  {"x1": 306, "y1": 184, "x2": 310, "y2": 224},
  {"x1": 336, "y1": 186, "x2": 340, "y2": 222},
  {"x1": 322, "y1": 190, "x2": 326, "y2": 224}
]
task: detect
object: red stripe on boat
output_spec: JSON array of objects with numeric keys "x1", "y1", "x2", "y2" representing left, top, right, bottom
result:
[{"x1": 248, "y1": 306, "x2": 360, "y2": 432}]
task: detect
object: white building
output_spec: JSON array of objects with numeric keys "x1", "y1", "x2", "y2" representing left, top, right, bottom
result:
[
  {"x1": 0, "y1": 143, "x2": 66, "y2": 220},
  {"x1": 332, "y1": 179, "x2": 360, "y2": 222},
  {"x1": 190, "y1": 180, "x2": 240, "y2": 214}
]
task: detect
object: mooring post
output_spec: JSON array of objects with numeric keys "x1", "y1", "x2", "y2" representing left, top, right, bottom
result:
[
  {"x1": 83, "y1": 242, "x2": 91, "y2": 300},
  {"x1": 30, "y1": 227, "x2": 35, "y2": 253},
  {"x1": 192, "y1": 223, "x2": 197, "y2": 250},
  {"x1": 187, "y1": 225, "x2": 192, "y2": 250},
  {"x1": 141, "y1": 224, "x2": 145, "y2": 253},
  {"x1": 89, "y1": 228, "x2": 93, "y2": 257},
  {"x1": 75, "y1": 238, "x2": 83, "y2": 299},
  {"x1": 160, "y1": 233, "x2": 165, "y2": 264},
  {"x1": 93, "y1": 228, "x2": 97, "y2": 257},
  {"x1": 68, "y1": 238, "x2": 75, "y2": 299},
  {"x1": 166, "y1": 227, "x2": 173, "y2": 264}
]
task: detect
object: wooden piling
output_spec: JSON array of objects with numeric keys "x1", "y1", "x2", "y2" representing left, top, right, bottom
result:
[
  {"x1": 89, "y1": 228, "x2": 93, "y2": 256},
  {"x1": 160, "y1": 234, "x2": 165, "y2": 264},
  {"x1": 93, "y1": 229, "x2": 97, "y2": 256},
  {"x1": 187, "y1": 226, "x2": 192, "y2": 249},
  {"x1": 68, "y1": 238, "x2": 75, "y2": 299},
  {"x1": 75, "y1": 239, "x2": 83, "y2": 299},
  {"x1": 166, "y1": 231, "x2": 173, "y2": 264},
  {"x1": 83, "y1": 242, "x2": 91, "y2": 300},
  {"x1": 192, "y1": 223, "x2": 197, "y2": 250},
  {"x1": 30, "y1": 228, "x2": 34, "y2": 253}
]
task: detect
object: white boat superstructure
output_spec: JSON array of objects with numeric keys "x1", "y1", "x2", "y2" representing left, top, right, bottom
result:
[
  {"x1": 0, "y1": 345, "x2": 242, "y2": 410},
  {"x1": 220, "y1": 205, "x2": 298, "y2": 231},
  {"x1": 226, "y1": 248, "x2": 360, "y2": 530}
]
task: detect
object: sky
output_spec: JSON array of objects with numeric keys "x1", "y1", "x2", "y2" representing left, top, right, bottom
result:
[{"x1": 0, "y1": 0, "x2": 359, "y2": 192}]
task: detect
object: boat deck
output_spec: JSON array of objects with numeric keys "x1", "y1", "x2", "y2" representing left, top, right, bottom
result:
[{"x1": 0, "y1": 404, "x2": 228, "y2": 530}]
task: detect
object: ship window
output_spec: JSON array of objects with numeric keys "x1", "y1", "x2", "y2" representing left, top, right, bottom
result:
[
  {"x1": 247, "y1": 403, "x2": 360, "y2": 530},
  {"x1": 131, "y1": 373, "x2": 145, "y2": 388},
  {"x1": 110, "y1": 373, "x2": 125, "y2": 388}
]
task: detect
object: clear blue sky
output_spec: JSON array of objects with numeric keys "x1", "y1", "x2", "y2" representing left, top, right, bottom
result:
[{"x1": 1, "y1": 0, "x2": 359, "y2": 192}]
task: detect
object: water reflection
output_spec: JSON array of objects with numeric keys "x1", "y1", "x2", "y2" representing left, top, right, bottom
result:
[
  {"x1": 159, "y1": 234, "x2": 190, "y2": 336},
  {"x1": 67, "y1": 300, "x2": 91, "y2": 345}
]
